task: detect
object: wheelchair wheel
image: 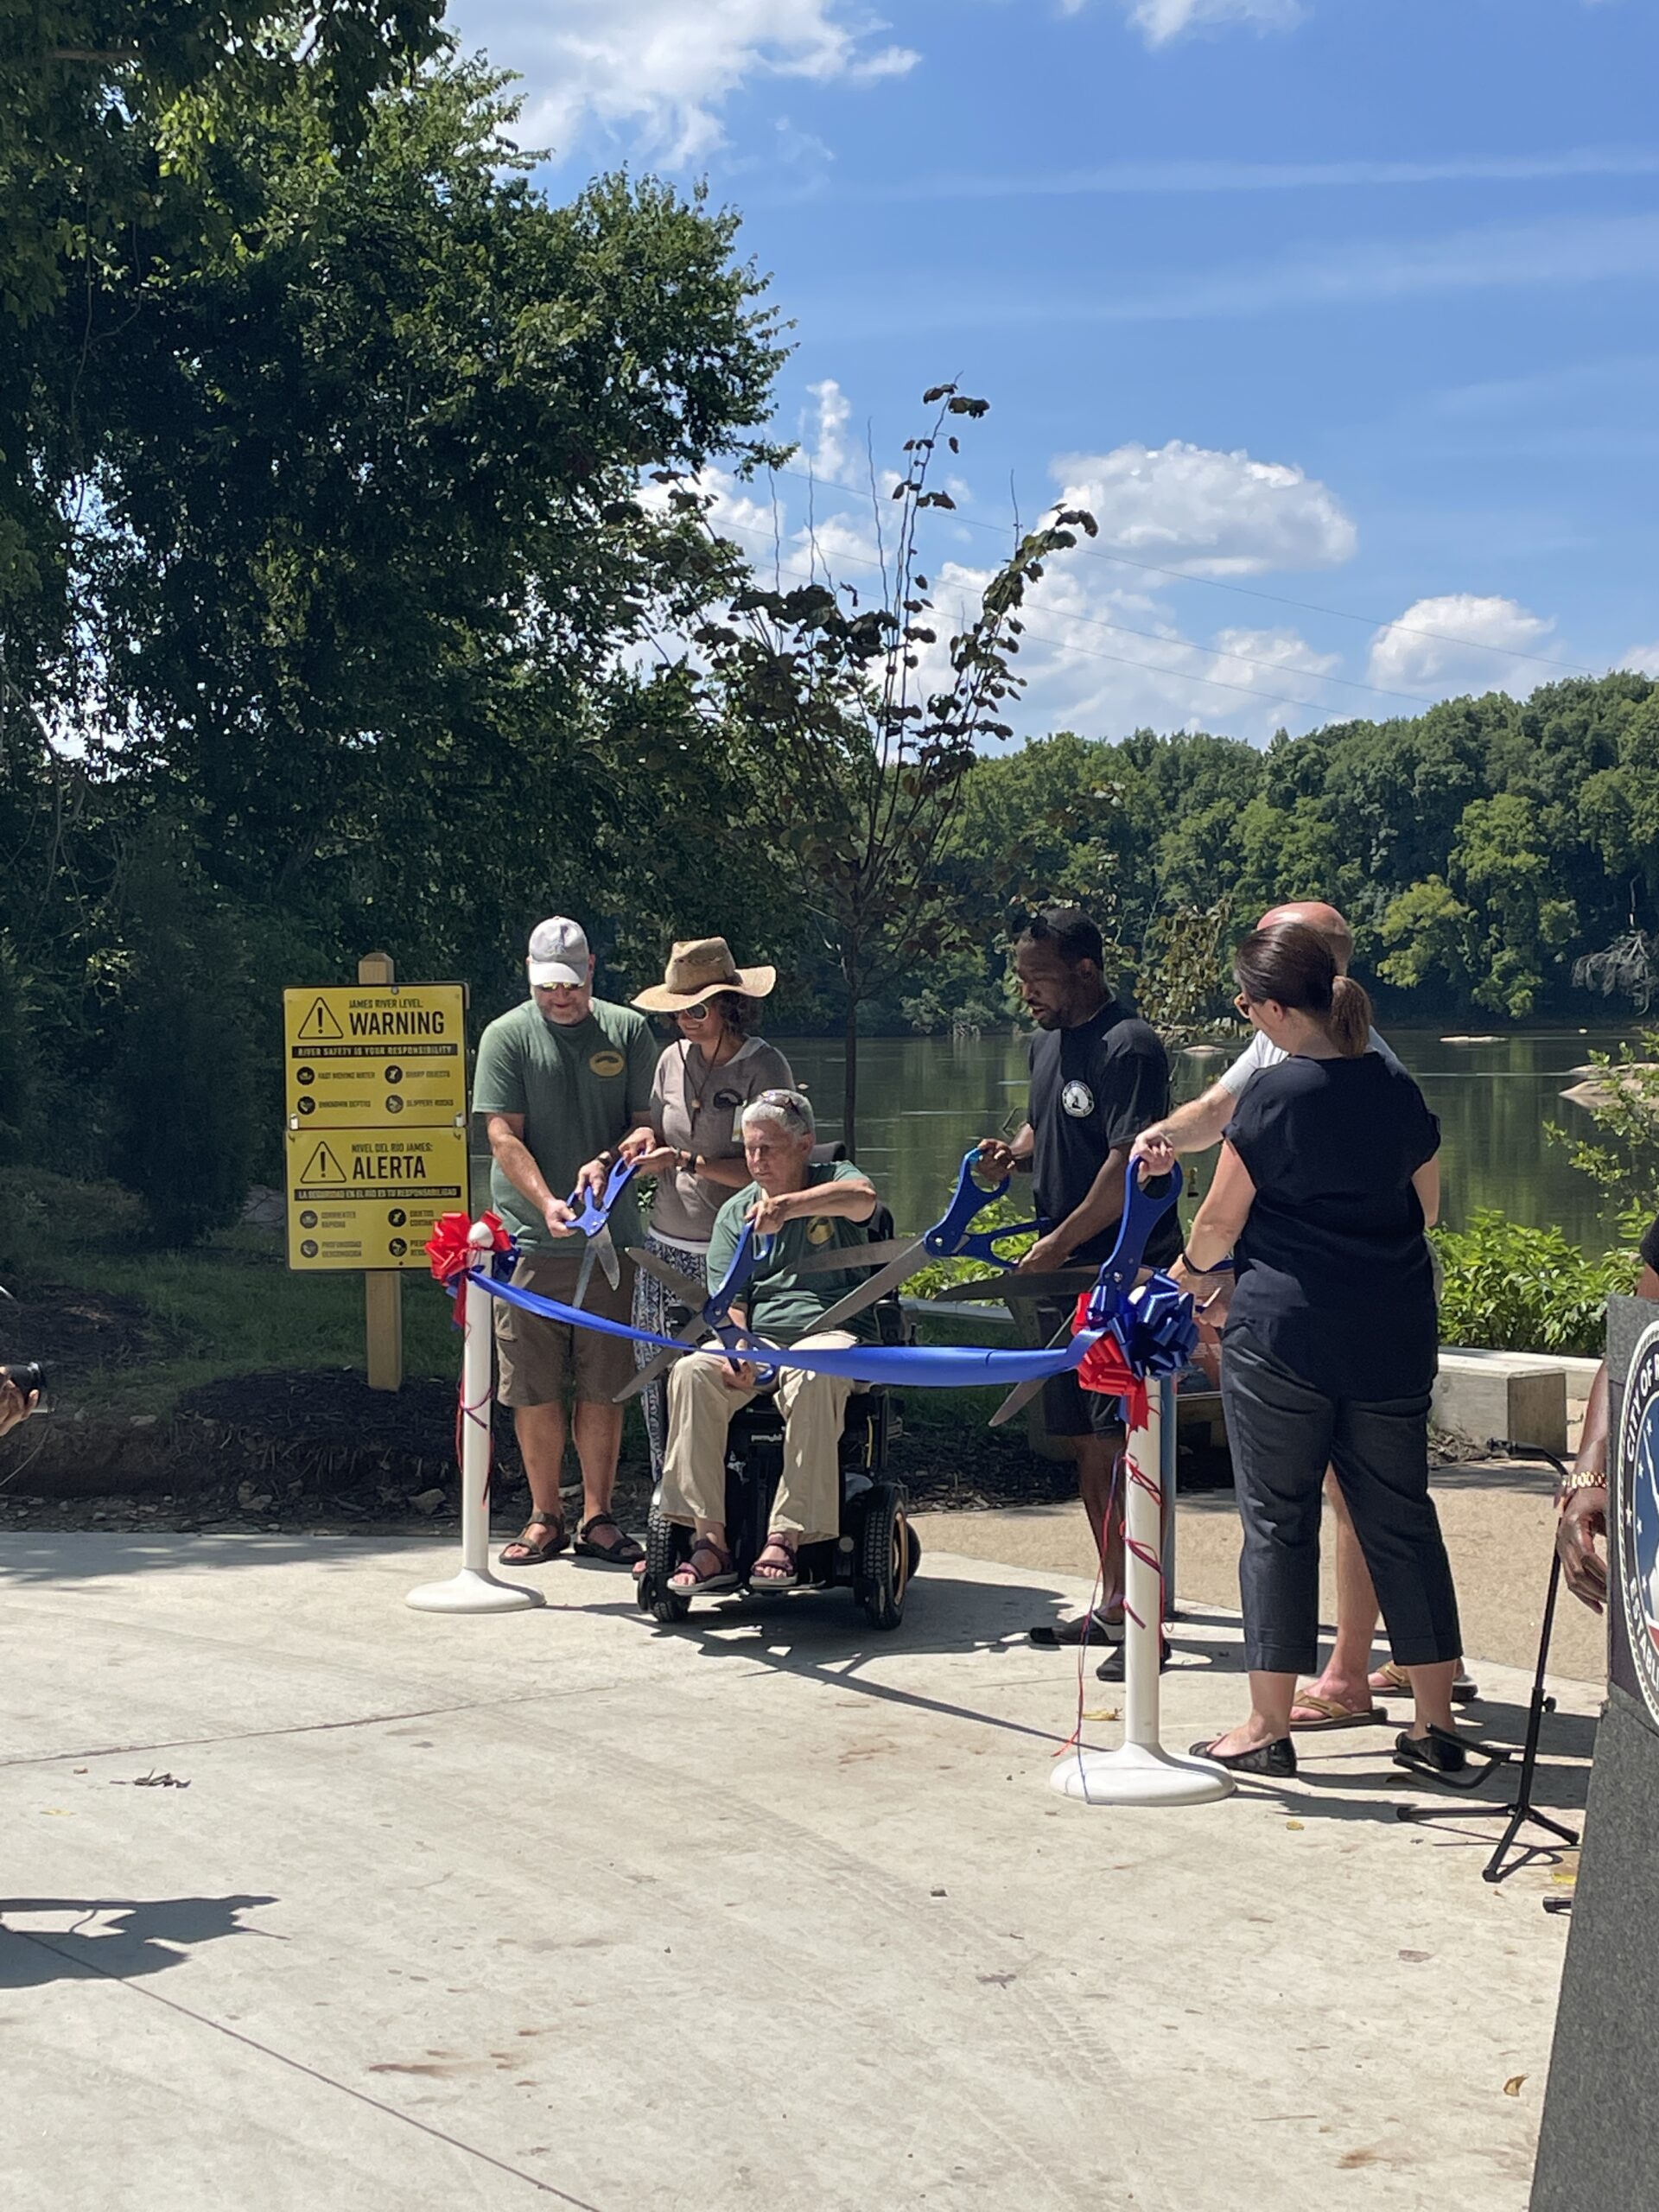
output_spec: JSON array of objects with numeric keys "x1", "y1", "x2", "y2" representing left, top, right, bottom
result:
[
  {"x1": 640, "y1": 1507, "x2": 690, "y2": 1624},
  {"x1": 859, "y1": 1482, "x2": 912, "y2": 1630}
]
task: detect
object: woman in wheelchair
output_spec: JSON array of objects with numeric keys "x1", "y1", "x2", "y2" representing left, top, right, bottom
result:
[{"x1": 661, "y1": 1089, "x2": 878, "y2": 1593}]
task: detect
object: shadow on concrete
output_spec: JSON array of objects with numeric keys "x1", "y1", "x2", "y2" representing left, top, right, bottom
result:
[
  {"x1": 636, "y1": 1567, "x2": 1092, "y2": 1746},
  {"x1": 0, "y1": 1893, "x2": 280, "y2": 1988},
  {"x1": 0, "y1": 1534, "x2": 647, "y2": 1624},
  {"x1": 0, "y1": 1532, "x2": 444, "y2": 1587}
]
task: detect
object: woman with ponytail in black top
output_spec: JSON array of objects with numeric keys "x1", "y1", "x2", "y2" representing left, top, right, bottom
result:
[{"x1": 1177, "y1": 922, "x2": 1466, "y2": 1783}]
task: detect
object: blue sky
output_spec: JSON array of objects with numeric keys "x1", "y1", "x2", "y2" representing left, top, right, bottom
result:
[{"x1": 443, "y1": 0, "x2": 1659, "y2": 745}]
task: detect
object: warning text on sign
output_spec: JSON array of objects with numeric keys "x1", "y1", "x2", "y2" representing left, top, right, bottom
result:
[
  {"x1": 284, "y1": 1128, "x2": 470, "y2": 1271},
  {"x1": 283, "y1": 985, "x2": 467, "y2": 1127}
]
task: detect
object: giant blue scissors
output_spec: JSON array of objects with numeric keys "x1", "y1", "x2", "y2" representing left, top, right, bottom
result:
[
  {"x1": 567, "y1": 1154, "x2": 639, "y2": 1310},
  {"x1": 615, "y1": 1146, "x2": 1028, "y2": 1402}
]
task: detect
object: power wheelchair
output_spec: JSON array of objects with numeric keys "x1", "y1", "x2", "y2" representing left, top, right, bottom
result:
[{"x1": 635, "y1": 1200, "x2": 923, "y2": 1630}]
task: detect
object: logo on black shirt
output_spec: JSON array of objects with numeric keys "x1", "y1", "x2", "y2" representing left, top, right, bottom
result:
[
  {"x1": 1061, "y1": 1079, "x2": 1095, "y2": 1119},
  {"x1": 807, "y1": 1218, "x2": 835, "y2": 1245},
  {"x1": 588, "y1": 1049, "x2": 626, "y2": 1077}
]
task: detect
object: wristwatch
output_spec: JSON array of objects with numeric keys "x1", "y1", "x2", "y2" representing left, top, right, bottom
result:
[{"x1": 1558, "y1": 1467, "x2": 1607, "y2": 1503}]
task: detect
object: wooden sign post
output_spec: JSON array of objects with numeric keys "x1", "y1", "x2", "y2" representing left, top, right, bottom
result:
[{"x1": 359, "y1": 951, "x2": 404, "y2": 1392}]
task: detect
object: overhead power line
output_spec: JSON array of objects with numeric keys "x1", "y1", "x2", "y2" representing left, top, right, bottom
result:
[
  {"x1": 709, "y1": 511, "x2": 1444, "y2": 720},
  {"x1": 690, "y1": 518, "x2": 1420, "y2": 722},
  {"x1": 771, "y1": 464, "x2": 1601, "y2": 680}
]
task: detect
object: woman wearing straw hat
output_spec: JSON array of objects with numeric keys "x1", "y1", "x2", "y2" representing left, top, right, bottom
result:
[{"x1": 620, "y1": 939, "x2": 794, "y2": 1480}]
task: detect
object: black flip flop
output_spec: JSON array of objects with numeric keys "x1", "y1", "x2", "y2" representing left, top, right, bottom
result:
[
  {"x1": 1392, "y1": 1724, "x2": 1510, "y2": 1792},
  {"x1": 498, "y1": 1515, "x2": 568, "y2": 1567},
  {"x1": 574, "y1": 1513, "x2": 645, "y2": 1567},
  {"x1": 1027, "y1": 1609, "x2": 1123, "y2": 1649},
  {"x1": 1189, "y1": 1735, "x2": 1297, "y2": 1777},
  {"x1": 1096, "y1": 1637, "x2": 1170, "y2": 1681}
]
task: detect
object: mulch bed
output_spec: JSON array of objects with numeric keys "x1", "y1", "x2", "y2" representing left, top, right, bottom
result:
[{"x1": 0, "y1": 1359, "x2": 1243, "y2": 1537}]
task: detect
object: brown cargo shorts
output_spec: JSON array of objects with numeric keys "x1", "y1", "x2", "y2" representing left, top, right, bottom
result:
[{"x1": 493, "y1": 1249, "x2": 638, "y2": 1408}]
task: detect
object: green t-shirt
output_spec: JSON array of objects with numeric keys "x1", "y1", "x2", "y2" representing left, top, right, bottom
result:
[
  {"x1": 474, "y1": 997, "x2": 656, "y2": 1255},
  {"x1": 706, "y1": 1161, "x2": 876, "y2": 1344}
]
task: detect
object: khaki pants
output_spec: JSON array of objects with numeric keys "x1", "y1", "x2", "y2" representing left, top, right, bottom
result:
[{"x1": 661, "y1": 1332, "x2": 857, "y2": 1543}]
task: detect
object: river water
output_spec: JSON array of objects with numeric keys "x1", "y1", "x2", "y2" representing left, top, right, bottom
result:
[{"x1": 780, "y1": 1026, "x2": 1633, "y2": 1251}]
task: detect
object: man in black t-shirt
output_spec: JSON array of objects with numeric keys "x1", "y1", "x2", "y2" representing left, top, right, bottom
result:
[{"x1": 978, "y1": 907, "x2": 1177, "y2": 1648}]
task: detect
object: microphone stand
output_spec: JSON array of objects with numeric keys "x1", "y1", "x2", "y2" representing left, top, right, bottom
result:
[{"x1": 1478, "y1": 1438, "x2": 1582, "y2": 1885}]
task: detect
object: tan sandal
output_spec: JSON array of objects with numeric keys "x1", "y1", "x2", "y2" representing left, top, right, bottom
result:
[
  {"x1": 1289, "y1": 1690, "x2": 1387, "y2": 1732},
  {"x1": 499, "y1": 1514, "x2": 568, "y2": 1567},
  {"x1": 1371, "y1": 1662, "x2": 1479, "y2": 1705}
]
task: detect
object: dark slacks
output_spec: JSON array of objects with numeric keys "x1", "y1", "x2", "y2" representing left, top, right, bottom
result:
[{"x1": 1221, "y1": 1325, "x2": 1462, "y2": 1676}]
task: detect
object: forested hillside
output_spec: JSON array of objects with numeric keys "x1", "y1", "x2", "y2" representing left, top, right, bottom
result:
[{"x1": 907, "y1": 674, "x2": 1659, "y2": 1038}]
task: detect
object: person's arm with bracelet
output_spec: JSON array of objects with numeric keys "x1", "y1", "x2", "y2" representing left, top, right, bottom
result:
[
  {"x1": 618, "y1": 1129, "x2": 749, "y2": 1187},
  {"x1": 1129, "y1": 1077, "x2": 1240, "y2": 1177},
  {"x1": 1558, "y1": 1255, "x2": 1659, "y2": 1611},
  {"x1": 1176, "y1": 1141, "x2": 1256, "y2": 1286}
]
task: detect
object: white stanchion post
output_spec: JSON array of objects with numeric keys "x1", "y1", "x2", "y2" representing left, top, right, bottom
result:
[
  {"x1": 407, "y1": 1223, "x2": 545, "y2": 1616},
  {"x1": 1051, "y1": 1384, "x2": 1231, "y2": 1806},
  {"x1": 1159, "y1": 1370, "x2": 1178, "y2": 1618}
]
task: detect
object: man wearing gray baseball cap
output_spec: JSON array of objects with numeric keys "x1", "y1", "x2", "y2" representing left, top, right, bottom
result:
[{"x1": 474, "y1": 917, "x2": 658, "y2": 1567}]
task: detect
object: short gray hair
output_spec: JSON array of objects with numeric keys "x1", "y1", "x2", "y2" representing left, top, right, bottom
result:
[{"x1": 741, "y1": 1087, "x2": 816, "y2": 1140}]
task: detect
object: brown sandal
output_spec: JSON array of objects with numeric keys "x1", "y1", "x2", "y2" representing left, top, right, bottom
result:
[
  {"x1": 668, "y1": 1536, "x2": 737, "y2": 1594},
  {"x1": 499, "y1": 1514, "x2": 568, "y2": 1567},
  {"x1": 750, "y1": 1535, "x2": 798, "y2": 1588}
]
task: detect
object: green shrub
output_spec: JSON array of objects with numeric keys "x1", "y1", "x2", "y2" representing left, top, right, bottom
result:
[
  {"x1": 0, "y1": 1166, "x2": 149, "y2": 1275},
  {"x1": 1431, "y1": 1209, "x2": 1641, "y2": 1357},
  {"x1": 906, "y1": 1193, "x2": 1038, "y2": 1299}
]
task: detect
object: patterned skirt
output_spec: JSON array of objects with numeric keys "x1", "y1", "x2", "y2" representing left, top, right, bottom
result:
[{"x1": 632, "y1": 1230, "x2": 710, "y2": 1481}]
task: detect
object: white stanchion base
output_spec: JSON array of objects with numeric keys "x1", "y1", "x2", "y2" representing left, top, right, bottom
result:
[
  {"x1": 1050, "y1": 1739, "x2": 1236, "y2": 1806},
  {"x1": 405, "y1": 1568, "x2": 546, "y2": 1615}
]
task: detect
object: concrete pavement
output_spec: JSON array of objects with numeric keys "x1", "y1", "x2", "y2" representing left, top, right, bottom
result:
[{"x1": 0, "y1": 1531, "x2": 1592, "y2": 2211}]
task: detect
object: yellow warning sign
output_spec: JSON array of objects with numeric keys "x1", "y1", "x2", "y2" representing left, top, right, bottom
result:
[
  {"x1": 284, "y1": 1128, "x2": 470, "y2": 1271},
  {"x1": 283, "y1": 984, "x2": 467, "y2": 1127}
]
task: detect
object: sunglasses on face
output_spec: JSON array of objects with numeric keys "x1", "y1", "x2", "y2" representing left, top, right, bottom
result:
[{"x1": 677, "y1": 1003, "x2": 713, "y2": 1022}]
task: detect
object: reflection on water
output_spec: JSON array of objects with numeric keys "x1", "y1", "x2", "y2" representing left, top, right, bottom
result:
[{"x1": 781, "y1": 1027, "x2": 1636, "y2": 1251}]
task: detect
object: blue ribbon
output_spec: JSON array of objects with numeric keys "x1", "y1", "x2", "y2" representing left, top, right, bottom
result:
[
  {"x1": 453, "y1": 1157, "x2": 1195, "y2": 1395},
  {"x1": 471, "y1": 1266, "x2": 1102, "y2": 1389}
]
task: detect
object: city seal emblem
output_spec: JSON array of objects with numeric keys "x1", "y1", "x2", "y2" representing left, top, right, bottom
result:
[
  {"x1": 1617, "y1": 1318, "x2": 1659, "y2": 1729},
  {"x1": 1061, "y1": 1079, "x2": 1095, "y2": 1119}
]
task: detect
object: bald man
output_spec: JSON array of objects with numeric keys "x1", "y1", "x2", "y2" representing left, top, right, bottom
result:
[
  {"x1": 1133, "y1": 902, "x2": 1472, "y2": 1726},
  {"x1": 1133, "y1": 903, "x2": 1399, "y2": 1166}
]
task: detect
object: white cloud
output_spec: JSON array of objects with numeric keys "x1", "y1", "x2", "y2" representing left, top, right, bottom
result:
[
  {"x1": 867, "y1": 149, "x2": 1659, "y2": 207},
  {"x1": 904, "y1": 551, "x2": 1339, "y2": 744},
  {"x1": 1366, "y1": 594, "x2": 1555, "y2": 694},
  {"x1": 449, "y1": 0, "x2": 918, "y2": 164},
  {"x1": 1618, "y1": 643, "x2": 1659, "y2": 677},
  {"x1": 1120, "y1": 0, "x2": 1306, "y2": 44},
  {"x1": 804, "y1": 378, "x2": 854, "y2": 483},
  {"x1": 1052, "y1": 441, "x2": 1357, "y2": 578}
]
